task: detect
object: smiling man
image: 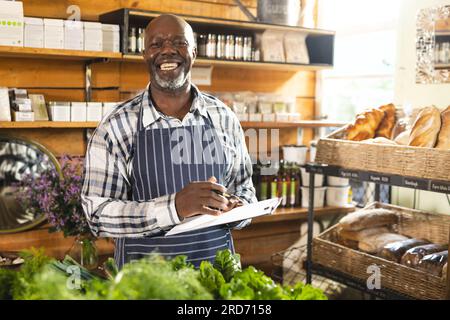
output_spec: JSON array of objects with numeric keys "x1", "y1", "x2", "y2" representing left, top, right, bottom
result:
[{"x1": 81, "y1": 14, "x2": 256, "y2": 269}]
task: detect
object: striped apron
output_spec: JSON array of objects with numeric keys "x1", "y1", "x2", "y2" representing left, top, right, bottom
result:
[{"x1": 114, "y1": 93, "x2": 234, "y2": 269}]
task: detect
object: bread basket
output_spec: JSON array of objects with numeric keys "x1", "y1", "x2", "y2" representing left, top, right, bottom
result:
[{"x1": 312, "y1": 202, "x2": 450, "y2": 299}]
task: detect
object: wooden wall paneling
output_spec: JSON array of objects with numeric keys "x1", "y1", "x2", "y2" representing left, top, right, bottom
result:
[
  {"x1": 91, "y1": 61, "x2": 121, "y2": 88},
  {"x1": 22, "y1": 0, "x2": 256, "y2": 22},
  {"x1": 0, "y1": 224, "x2": 114, "y2": 260},
  {"x1": 0, "y1": 128, "x2": 87, "y2": 157},
  {"x1": 0, "y1": 58, "x2": 85, "y2": 88}
]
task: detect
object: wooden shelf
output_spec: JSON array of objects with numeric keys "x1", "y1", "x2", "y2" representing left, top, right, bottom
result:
[
  {"x1": 0, "y1": 120, "x2": 346, "y2": 129},
  {"x1": 252, "y1": 205, "x2": 355, "y2": 224},
  {"x1": 435, "y1": 31, "x2": 450, "y2": 36},
  {"x1": 121, "y1": 54, "x2": 332, "y2": 71},
  {"x1": 0, "y1": 121, "x2": 99, "y2": 129},
  {"x1": 240, "y1": 121, "x2": 346, "y2": 128},
  {"x1": 126, "y1": 9, "x2": 335, "y2": 36},
  {"x1": 0, "y1": 45, "x2": 122, "y2": 61}
]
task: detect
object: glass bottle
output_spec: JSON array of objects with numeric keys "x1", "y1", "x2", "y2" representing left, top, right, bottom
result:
[
  {"x1": 270, "y1": 163, "x2": 279, "y2": 199},
  {"x1": 234, "y1": 36, "x2": 243, "y2": 60},
  {"x1": 68, "y1": 233, "x2": 98, "y2": 271},
  {"x1": 128, "y1": 27, "x2": 136, "y2": 54},
  {"x1": 290, "y1": 164, "x2": 300, "y2": 207},
  {"x1": 137, "y1": 28, "x2": 144, "y2": 53},
  {"x1": 206, "y1": 34, "x2": 217, "y2": 58},
  {"x1": 243, "y1": 36, "x2": 252, "y2": 61},
  {"x1": 198, "y1": 34, "x2": 207, "y2": 57},
  {"x1": 216, "y1": 35, "x2": 226, "y2": 59},
  {"x1": 225, "y1": 35, "x2": 235, "y2": 60}
]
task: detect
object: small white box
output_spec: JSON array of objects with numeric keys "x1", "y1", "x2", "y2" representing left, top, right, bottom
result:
[
  {"x1": 64, "y1": 20, "x2": 84, "y2": 50},
  {"x1": 49, "y1": 102, "x2": 70, "y2": 121},
  {"x1": 13, "y1": 111, "x2": 34, "y2": 122},
  {"x1": 71, "y1": 102, "x2": 87, "y2": 121},
  {"x1": 0, "y1": 87, "x2": 11, "y2": 121},
  {"x1": 84, "y1": 21, "x2": 102, "y2": 51},
  {"x1": 24, "y1": 17, "x2": 44, "y2": 48},
  {"x1": 288, "y1": 113, "x2": 301, "y2": 121},
  {"x1": 86, "y1": 102, "x2": 103, "y2": 121},
  {"x1": 262, "y1": 113, "x2": 275, "y2": 122},
  {"x1": 276, "y1": 113, "x2": 290, "y2": 122},
  {"x1": 0, "y1": 0, "x2": 24, "y2": 47},
  {"x1": 13, "y1": 98, "x2": 32, "y2": 111},
  {"x1": 102, "y1": 24, "x2": 120, "y2": 52},
  {"x1": 235, "y1": 113, "x2": 249, "y2": 122},
  {"x1": 249, "y1": 113, "x2": 263, "y2": 122},
  {"x1": 102, "y1": 102, "x2": 117, "y2": 117},
  {"x1": 44, "y1": 18, "x2": 64, "y2": 49}
]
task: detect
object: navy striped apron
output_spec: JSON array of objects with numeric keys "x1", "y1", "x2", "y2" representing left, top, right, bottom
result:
[{"x1": 114, "y1": 92, "x2": 234, "y2": 269}]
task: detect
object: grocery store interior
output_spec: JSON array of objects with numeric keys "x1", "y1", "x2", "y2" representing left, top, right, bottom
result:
[{"x1": 0, "y1": 0, "x2": 449, "y2": 301}]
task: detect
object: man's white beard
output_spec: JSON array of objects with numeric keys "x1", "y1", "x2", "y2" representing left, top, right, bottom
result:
[{"x1": 154, "y1": 70, "x2": 189, "y2": 91}]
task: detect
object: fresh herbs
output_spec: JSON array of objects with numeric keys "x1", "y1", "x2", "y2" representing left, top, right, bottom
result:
[{"x1": 3, "y1": 248, "x2": 327, "y2": 300}]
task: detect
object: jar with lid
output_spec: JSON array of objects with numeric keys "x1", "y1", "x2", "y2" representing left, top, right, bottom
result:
[
  {"x1": 216, "y1": 35, "x2": 226, "y2": 59},
  {"x1": 206, "y1": 34, "x2": 217, "y2": 58},
  {"x1": 225, "y1": 35, "x2": 235, "y2": 60},
  {"x1": 128, "y1": 27, "x2": 136, "y2": 53},
  {"x1": 234, "y1": 36, "x2": 243, "y2": 60},
  {"x1": 243, "y1": 37, "x2": 252, "y2": 61},
  {"x1": 198, "y1": 34, "x2": 207, "y2": 57}
]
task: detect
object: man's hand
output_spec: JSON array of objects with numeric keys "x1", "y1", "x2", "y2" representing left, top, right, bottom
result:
[{"x1": 175, "y1": 176, "x2": 231, "y2": 220}]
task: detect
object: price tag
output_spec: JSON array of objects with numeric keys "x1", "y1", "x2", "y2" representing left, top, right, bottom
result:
[
  {"x1": 339, "y1": 169, "x2": 359, "y2": 179},
  {"x1": 402, "y1": 177, "x2": 429, "y2": 190},
  {"x1": 368, "y1": 173, "x2": 390, "y2": 184},
  {"x1": 430, "y1": 181, "x2": 450, "y2": 193}
]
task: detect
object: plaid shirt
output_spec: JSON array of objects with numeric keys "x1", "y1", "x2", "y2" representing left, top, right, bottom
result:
[{"x1": 82, "y1": 84, "x2": 256, "y2": 238}]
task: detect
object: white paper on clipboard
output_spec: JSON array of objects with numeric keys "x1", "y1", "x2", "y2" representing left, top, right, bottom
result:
[{"x1": 165, "y1": 197, "x2": 282, "y2": 236}]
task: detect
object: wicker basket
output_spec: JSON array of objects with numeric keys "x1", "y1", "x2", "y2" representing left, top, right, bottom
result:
[
  {"x1": 312, "y1": 202, "x2": 450, "y2": 300},
  {"x1": 315, "y1": 127, "x2": 450, "y2": 181}
]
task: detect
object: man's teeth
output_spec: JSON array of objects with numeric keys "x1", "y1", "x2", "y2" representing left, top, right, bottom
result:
[{"x1": 160, "y1": 63, "x2": 178, "y2": 71}]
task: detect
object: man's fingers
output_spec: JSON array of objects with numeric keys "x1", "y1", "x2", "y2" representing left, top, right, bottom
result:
[
  {"x1": 200, "y1": 205, "x2": 223, "y2": 216},
  {"x1": 201, "y1": 197, "x2": 228, "y2": 210}
]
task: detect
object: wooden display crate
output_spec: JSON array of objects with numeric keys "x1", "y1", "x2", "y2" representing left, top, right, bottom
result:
[
  {"x1": 312, "y1": 202, "x2": 450, "y2": 300},
  {"x1": 315, "y1": 127, "x2": 450, "y2": 181}
]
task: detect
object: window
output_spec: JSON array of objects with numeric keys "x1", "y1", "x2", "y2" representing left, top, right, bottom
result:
[{"x1": 317, "y1": 0, "x2": 401, "y2": 122}]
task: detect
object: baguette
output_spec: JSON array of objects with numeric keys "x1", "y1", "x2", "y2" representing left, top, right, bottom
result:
[
  {"x1": 346, "y1": 108, "x2": 385, "y2": 141},
  {"x1": 338, "y1": 208, "x2": 398, "y2": 231},
  {"x1": 408, "y1": 106, "x2": 442, "y2": 148},
  {"x1": 338, "y1": 226, "x2": 390, "y2": 242},
  {"x1": 358, "y1": 233, "x2": 409, "y2": 254},
  {"x1": 375, "y1": 103, "x2": 396, "y2": 139},
  {"x1": 435, "y1": 106, "x2": 450, "y2": 149}
]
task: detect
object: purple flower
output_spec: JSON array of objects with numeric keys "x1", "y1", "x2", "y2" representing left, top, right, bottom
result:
[{"x1": 14, "y1": 154, "x2": 90, "y2": 237}]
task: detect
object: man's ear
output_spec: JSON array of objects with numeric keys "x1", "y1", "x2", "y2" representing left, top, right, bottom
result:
[{"x1": 192, "y1": 46, "x2": 197, "y2": 61}]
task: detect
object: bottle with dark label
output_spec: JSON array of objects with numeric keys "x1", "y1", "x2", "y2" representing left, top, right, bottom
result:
[{"x1": 289, "y1": 163, "x2": 300, "y2": 207}]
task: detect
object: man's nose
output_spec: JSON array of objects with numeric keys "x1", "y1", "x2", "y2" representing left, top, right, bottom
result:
[{"x1": 160, "y1": 40, "x2": 177, "y2": 54}]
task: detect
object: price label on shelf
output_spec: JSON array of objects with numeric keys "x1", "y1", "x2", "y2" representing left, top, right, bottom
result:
[{"x1": 430, "y1": 181, "x2": 450, "y2": 193}]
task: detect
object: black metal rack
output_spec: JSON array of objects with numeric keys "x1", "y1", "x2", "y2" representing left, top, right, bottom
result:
[{"x1": 303, "y1": 162, "x2": 450, "y2": 300}]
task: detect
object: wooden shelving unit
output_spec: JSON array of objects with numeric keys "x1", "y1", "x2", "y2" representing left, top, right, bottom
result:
[
  {"x1": 121, "y1": 54, "x2": 332, "y2": 71},
  {"x1": 0, "y1": 120, "x2": 346, "y2": 129},
  {"x1": 0, "y1": 45, "x2": 122, "y2": 61},
  {"x1": 254, "y1": 205, "x2": 355, "y2": 224},
  {"x1": 435, "y1": 63, "x2": 450, "y2": 69}
]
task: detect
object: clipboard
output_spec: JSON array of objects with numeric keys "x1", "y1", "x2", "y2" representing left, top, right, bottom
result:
[{"x1": 165, "y1": 197, "x2": 282, "y2": 236}]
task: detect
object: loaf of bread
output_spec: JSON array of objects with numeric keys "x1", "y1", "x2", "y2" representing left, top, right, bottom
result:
[
  {"x1": 375, "y1": 103, "x2": 396, "y2": 139},
  {"x1": 362, "y1": 137, "x2": 397, "y2": 145},
  {"x1": 358, "y1": 233, "x2": 409, "y2": 254},
  {"x1": 394, "y1": 130, "x2": 410, "y2": 145},
  {"x1": 400, "y1": 243, "x2": 448, "y2": 268},
  {"x1": 417, "y1": 250, "x2": 448, "y2": 277},
  {"x1": 338, "y1": 226, "x2": 390, "y2": 242},
  {"x1": 408, "y1": 106, "x2": 442, "y2": 148},
  {"x1": 435, "y1": 106, "x2": 450, "y2": 149},
  {"x1": 379, "y1": 238, "x2": 430, "y2": 262},
  {"x1": 346, "y1": 108, "x2": 385, "y2": 141},
  {"x1": 339, "y1": 208, "x2": 398, "y2": 231}
]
